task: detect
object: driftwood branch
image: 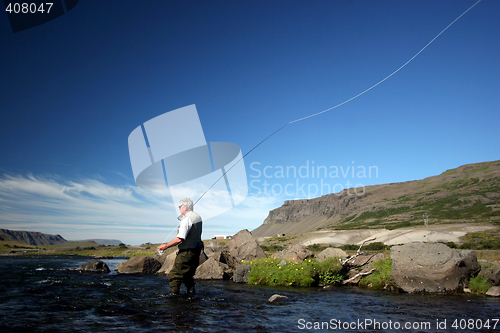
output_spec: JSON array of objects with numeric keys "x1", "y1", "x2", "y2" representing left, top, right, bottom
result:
[
  {"x1": 342, "y1": 268, "x2": 375, "y2": 284},
  {"x1": 342, "y1": 237, "x2": 377, "y2": 266}
]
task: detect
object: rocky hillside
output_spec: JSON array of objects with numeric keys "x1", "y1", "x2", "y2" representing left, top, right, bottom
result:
[
  {"x1": 252, "y1": 160, "x2": 500, "y2": 237},
  {"x1": 0, "y1": 229, "x2": 67, "y2": 246}
]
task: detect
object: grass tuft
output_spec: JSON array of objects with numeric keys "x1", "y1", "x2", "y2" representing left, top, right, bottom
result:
[
  {"x1": 468, "y1": 275, "x2": 491, "y2": 295},
  {"x1": 359, "y1": 258, "x2": 397, "y2": 290}
]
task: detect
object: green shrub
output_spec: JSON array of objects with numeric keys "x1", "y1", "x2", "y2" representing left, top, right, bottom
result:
[
  {"x1": 468, "y1": 276, "x2": 491, "y2": 295},
  {"x1": 363, "y1": 242, "x2": 387, "y2": 251},
  {"x1": 359, "y1": 258, "x2": 397, "y2": 290},
  {"x1": 247, "y1": 257, "x2": 344, "y2": 287},
  {"x1": 440, "y1": 241, "x2": 458, "y2": 248},
  {"x1": 306, "y1": 244, "x2": 328, "y2": 253},
  {"x1": 260, "y1": 245, "x2": 282, "y2": 252},
  {"x1": 340, "y1": 244, "x2": 359, "y2": 251}
]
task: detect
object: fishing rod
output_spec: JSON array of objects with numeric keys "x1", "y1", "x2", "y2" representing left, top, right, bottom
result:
[
  {"x1": 159, "y1": 0, "x2": 482, "y2": 251},
  {"x1": 193, "y1": 0, "x2": 482, "y2": 207}
]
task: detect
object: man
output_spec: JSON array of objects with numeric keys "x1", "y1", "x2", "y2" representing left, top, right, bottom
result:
[{"x1": 158, "y1": 198, "x2": 203, "y2": 295}]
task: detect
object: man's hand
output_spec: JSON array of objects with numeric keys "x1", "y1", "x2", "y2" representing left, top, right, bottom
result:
[{"x1": 157, "y1": 244, "x2": 167, "y2": 251}]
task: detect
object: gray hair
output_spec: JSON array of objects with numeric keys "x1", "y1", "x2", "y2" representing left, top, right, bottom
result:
[{"x1": 178, "y1": 198, "x2": 193, "y2": 211}]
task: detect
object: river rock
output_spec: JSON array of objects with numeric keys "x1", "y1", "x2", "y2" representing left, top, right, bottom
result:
[
  {"x1": 486, "y1": 286, "x2": 500, "y2": 297},
  {"x1": 116, "y1": 256, "x2": 162, "y2": 274},
  {"x1": 481, "y1": 264, "x2": 500, "y2": 286},
  {"x1": 267, "y1": 294, "x2": 288, "y2": 303},
  {"x1": 233, "y1": 264, "x2": 251, "y2": 283},
  {"x1": 212, "y1": 248, "x2": 239, "y2": 269},
  {"x1": 316, "y1": 248, "x2": 349, "y2": 262},
  {"x1": 390, "y1": 243, "x2": 480, "y2": 293},
  {"x1": 224, "y1": 229, "x2": 267, "y2": 263},
  {"x1": 194, "y1": 257, "x2": 231, "y2": 280},
  {"x1": 76, "y1": 259, "x2": 110, "y2": 273},
  {"x1": 204, "y1": 240, "x2": 224, "y2": 257},
  {"x1": 156, "y1": 250, "x2": 208, "y2": 275},
  {"x1": 152, "y1": 250, "x2": 169, "y2": 264},
  {"x1": 157, "y1": 252, "x2": 176, "y2": 275},
  {"x1": 272, "y1": 244, "x2": 314, "y2": 263}
]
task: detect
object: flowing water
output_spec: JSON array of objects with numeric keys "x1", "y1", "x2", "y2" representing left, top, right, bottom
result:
[{"x1": 1, "y1": 255, "x2": 499, "y2": 332}]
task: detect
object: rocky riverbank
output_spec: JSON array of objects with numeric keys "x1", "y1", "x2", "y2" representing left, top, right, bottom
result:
[{"x1": 78, "y1": 229, "x2": 499, "y2": 296}]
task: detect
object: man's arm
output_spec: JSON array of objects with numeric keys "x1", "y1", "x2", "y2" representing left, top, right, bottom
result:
[{"x1": 158, "y1": 237, "x2": 183, "y2": 251}]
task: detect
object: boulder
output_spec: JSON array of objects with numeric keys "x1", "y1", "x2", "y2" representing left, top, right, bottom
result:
[
  {"x1": 486, "y1": 286, "x2": 500, "y2": 297},
  {"x1": 316, "y1": 248, "x2": 349, "y2": 262},
  {"x1": 224, "y1": 229, "x2": 267, "y2": 263},
  {"x1": 156, "y1": 249, "x2": 208, "y2": 275},
  {"x1": 157, "y1": 252, "x2": 177, "y2": 275},
  {"x1": 480, "y1": 264, "x2": 500, "y2": 286},
  {"x1": 390, "y1": 243, "x2": 480, "y2": 293},
  {"x1": 272, "y1": 244, "x2": 314, "y2": 263},
  {"x1": 204, "y1": 240, "x2": 224, "y2": 257},
  {"x1": 233, "y1": 264, "x2": 252, "y2": 283},
  {"x1": 116, "y1": 256, "x2": 162, "y2": 274},
  {"x1": 152, "y1": 250, "x2": 169, "y2": 264},
  {"x1": 198, "y1": 249, "x2": 209, "y2": 266},
  {"x1": 194, "y1": 257, "x2": 231, "y2": 280},
  {"x1": 76, "y1": 259, "x2": 110, "y2": 273},
  {"x1": 212, "y1": 248, "x2": 239, "y2": 270}
]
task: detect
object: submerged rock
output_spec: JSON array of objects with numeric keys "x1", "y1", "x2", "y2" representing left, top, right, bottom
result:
[
  {"x1": 267, "y1": 294, "x2": 288, "y2": 303},
  {"x1": 76, "y1": 259, "x2": 110, "y2": 273}
]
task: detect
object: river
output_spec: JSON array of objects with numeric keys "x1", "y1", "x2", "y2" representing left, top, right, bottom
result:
[{"x1": 1, "y1": 255, "x2": 499, "y2": 332}]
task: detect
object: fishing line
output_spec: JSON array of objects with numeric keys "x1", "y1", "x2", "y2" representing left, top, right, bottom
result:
[{"x1": 192, "y1": 1, "x2": 481, "y2": 210}]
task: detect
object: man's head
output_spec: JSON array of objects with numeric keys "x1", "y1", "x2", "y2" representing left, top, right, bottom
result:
[{"x1": 178, "y1": 198, "x2": 194, "y2": 215}]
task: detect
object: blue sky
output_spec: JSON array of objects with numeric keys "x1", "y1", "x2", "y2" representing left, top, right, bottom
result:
[{"x1": 0, "y1": 0, "x2": 498, "y2": 245}]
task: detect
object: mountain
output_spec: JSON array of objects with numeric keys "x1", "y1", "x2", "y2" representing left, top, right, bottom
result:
[
  {"x1": 0, "y1": 229, "x2": 67, "y2": 246},
  {"x1": 80, "y1": 239, "x2": 123, "y2": 246},
  {"x1": 252, "y1": 160, "x2": 500, "y2": 237}
]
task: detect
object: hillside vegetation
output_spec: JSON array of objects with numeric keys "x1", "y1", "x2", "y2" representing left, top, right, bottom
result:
[{"x1": 252, "y1": 160, "x2": 500, "y2": 237}]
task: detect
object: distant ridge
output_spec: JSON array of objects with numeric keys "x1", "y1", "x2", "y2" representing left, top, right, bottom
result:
[
  {"x1": 79, "y1": 239, "x2": 123, "y2": 246},
  {"x1": 0, "y1": 229, "x2": 67, "y2": 246},
  {"x1": 252, "y1": 160, "x2": 500, "y2": 237}
]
